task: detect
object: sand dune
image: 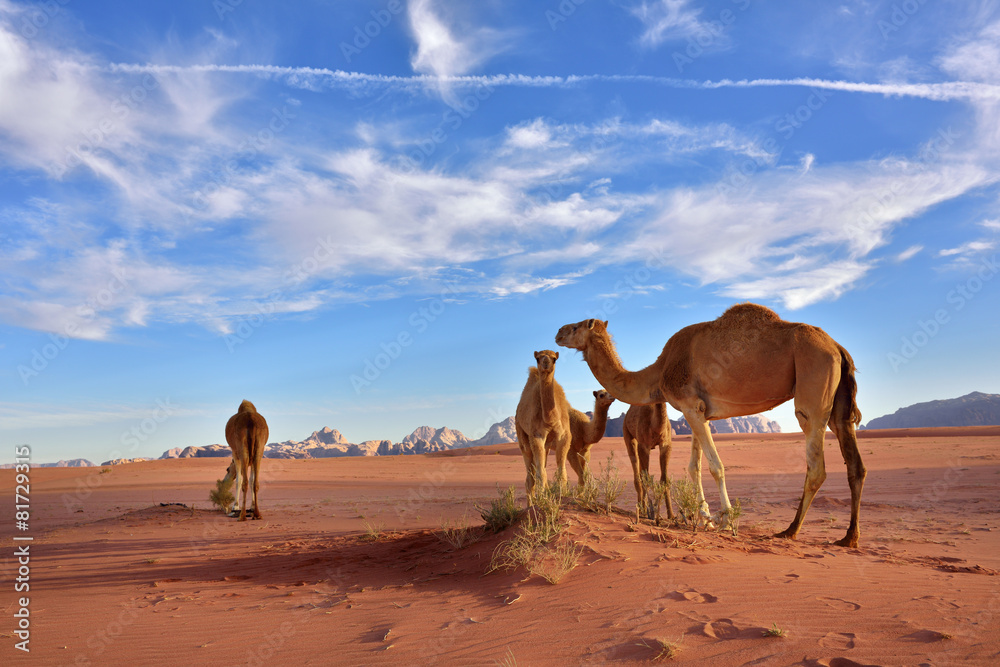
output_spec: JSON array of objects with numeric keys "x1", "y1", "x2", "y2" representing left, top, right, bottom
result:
[{"x1": 3, "y1": 427, "x2": 999, "y2": 665}]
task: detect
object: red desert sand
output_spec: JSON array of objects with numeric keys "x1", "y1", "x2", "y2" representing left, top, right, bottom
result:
[{"x1": 3, "y1": 427, "x2": 999, "y2": 665}]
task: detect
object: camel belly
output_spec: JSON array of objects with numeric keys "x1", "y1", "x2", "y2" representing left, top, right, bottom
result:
[{"x1": 690, "y1": 340, "x2": 796, "y2": 420}]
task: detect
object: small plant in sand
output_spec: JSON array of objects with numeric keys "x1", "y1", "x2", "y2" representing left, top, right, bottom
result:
[
  {"x1": 489, "y1": 483, "x2": 566, "y2": 576},
  {"x1": 725, "y1": 498, "x2": 744, "y2": 537},
  {"x1": 638, "y1": 471, "x2": 671, "y2": 523},
  {"x1": 528, "y1": 540, "x2": 582, "y2": 584},
  {"x1": 208, "y1": 477, "x2": 235, "y2": 513},
  {"x1": 638, "y1": 636, "x2": 682, "y2": 660},
  {"x1": 438, "y1": 516, "x2": 482, "y2": 550},
  {"x1": 670, "y1": 475, "x2": 700, "y2": 531},
  {"x1": 100, "y1": 467, "x2": 111, "y2": 474},
  {"x1": 574, "y1": 452, "x2": 626, "y2": 514},
  {"x1": 762, "y1": 623, "x2": 787, "y2": 638},
  {"x1": 361, "y1": 520, "x2": 385, "y2": 542},
  {"x1": 495, "y1": 648, "x2": 518, "y2": 667},
  {"x1": 477, "y1": 485, "x2": 522, "y2": 533}
]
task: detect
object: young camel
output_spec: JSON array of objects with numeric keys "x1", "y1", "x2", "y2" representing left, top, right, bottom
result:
[
  {"x1": 224, "y1": 399, "x2": 269, "y2": 521},
  {"x1": 514, "y1": 350, "x2": 572, "y2": 502},
  {"x1": 555, "y1": 303, "x2": 865, "y2": 547},
  {"x1": 623, "y1": 402, "x2": 674, "y2": 521},
  {"x1": 566, "y1": 390, "x2": 616, "y2": 486}
]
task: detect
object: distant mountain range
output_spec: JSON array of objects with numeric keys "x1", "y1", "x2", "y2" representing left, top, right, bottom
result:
[
  {"x1": 864, "y1": 391, "x2": 1000, "y2": 429},
  {"x1": 0, "y1": 458, "x2": 95, "y2": 469},
  {"x1": 604, "y1": 413, "x2": 781, "y2": 437},
  {"x1": 31, "y1": 392, "x2": 999, "y2": 468},
  {"x1": 155, "y1": 417, "x2": 520, "y2": 462}
]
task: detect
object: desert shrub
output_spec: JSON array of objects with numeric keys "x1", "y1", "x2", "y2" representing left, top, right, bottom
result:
[
  {"x1": 638, "y1": 471, "x2": 672, "y2": 523},
  {"x1": 209, "y1": 477, "x2": 234, "y2": 513},
  {"x1": 574, "y1": 452, "x2": 626, "y2": 514},
  {"x1": 489, "y1": 483, "x2": 566, "y2": 575},
  {"x1": 477, "y1": 485, "x2": 522, "y2": 533},
  {"x1": 670, "y1": 475, "x2": 700, "y2": 531},
  {"x1": 438, "y1": 516, "x2": 482, "y2": 549},
  {"x1": 529, "y1": 540, "x2": 582, "y2": 584},
  {"x1": 725, "y1": 498, "x2": 743, "y2": 536}
]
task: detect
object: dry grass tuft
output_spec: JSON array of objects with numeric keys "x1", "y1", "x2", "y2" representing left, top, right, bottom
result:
[
  {"x1": 209, "y1": 477, "x2": 235, "y2": 513},
  {"x1": 477, "y1": 485, "x2": 522, "y2": 533}
]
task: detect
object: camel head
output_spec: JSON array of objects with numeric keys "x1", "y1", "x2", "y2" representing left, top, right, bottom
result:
[
  {"x1": 533, "y1": 349, "x2": 559, "y2": 374},
  {"x1": 555, "y1": 318, "x2": 607, "y2": 351},
  {"x1": 593, "y1": 389, "x2": 615, "y2": 409}
]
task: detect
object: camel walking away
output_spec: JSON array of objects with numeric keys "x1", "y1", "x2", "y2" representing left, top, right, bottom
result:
[
  {"x1": 514, "y1": 350, "x2": 572, "y2": 502},
  {"x1": 622, "y1": 402, "x2": 673, "y2": 521},
  {"x1": 555, "y1": 303, "x2": 865, "y2": 547},
  {"x1": 567, "y1": 390, "x2": 616, "y2": 486},
  {"x1": 225, "y1": 399, "x2": 269, "y2": 521}
]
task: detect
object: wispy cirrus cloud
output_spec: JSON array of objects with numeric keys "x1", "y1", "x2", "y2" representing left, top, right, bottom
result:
[{"x1": 629, "y1": 0, "x2": 722, "y2": 50}]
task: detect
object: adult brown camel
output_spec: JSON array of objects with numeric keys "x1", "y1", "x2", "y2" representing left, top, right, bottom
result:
[
  {"x1": 224, "y1": 399, "x2": 269, "y2": 521},
  {"x1": 555, "y1": 303, "x2": 865, "y2": 547},
  {"x1": 566, "y1": 390, "x2": 616, "y2": 486},
  {"x1": 622, "y1": 403, "x2": 673, "y2": 521},
  {"x1": 514, "y1": 350, "x2": 572, "y2": 502}
]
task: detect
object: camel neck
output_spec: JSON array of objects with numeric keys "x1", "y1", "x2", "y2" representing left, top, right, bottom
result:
[{"x1": 583, "y1": 336, "x2": 663, "y2": 406}]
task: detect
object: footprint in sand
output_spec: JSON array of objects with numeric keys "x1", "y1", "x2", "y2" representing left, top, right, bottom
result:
[
  {"x1": 766, "y1": 572, "x2": 800, "y2": 585},
  {"x1": 912, "y1": 595, "x2": 960, "y2": 612},
  {"x1": 819, "y1": 632, "x2": 856, "y2": 650},
  {"x1": 665, "y1": 589, "x2": 718, "y2": 604},
  {"x1": 701, "y1": 618, "x2": 742, "y2": 639},
  {"x1": 818, "y1": 596, "x2": 861, "y2": 611}
]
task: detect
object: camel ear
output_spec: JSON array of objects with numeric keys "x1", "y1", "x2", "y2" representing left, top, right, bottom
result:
[
  {"x1": 593, "y1": 390, "x2": 599, "y2": 398},
  {"x1": 586, "y1": 318, "x2": 596, "y2": 329},
  {"x1": 602, "y1": 320, "x2": 608, "y2": 328},
  {"x1": 553, "y1": 351, "x2": 559, "y2": 360},
  {"x1": 533, "y1": 351, "x2": 541, "y2": 361}
]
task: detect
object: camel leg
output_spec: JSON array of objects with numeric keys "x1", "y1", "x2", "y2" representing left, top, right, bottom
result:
[
  {"x1": 775, "y1": 415, "x2": 828, "y2": 541},
  {"x1": 623, "y1": 426, "x2": 645, "y2": 519},
  {"x1": 251, "y1": 463, "x2": 262, "y2": 520},
  {"x1": 231, "y1": 461, "x2": 243, "y2": 517},
  {"x1": 830, "y1": 418, "x2": 865, "y2": 547},
  {"x1": 567, "y1": 448, "x2": 587, "y2": 487},
  {"x1": 659, "y1": 436, "x2": 674, "y2": 520},
  {"x1": 553, "y1": 432, "x2": 570, "y2": 492},
  {"x1": 529, "y1": 435, "x2": 548, "y2": 502},
  {"x1": 638, "y1": 445, "x2": 654, "y2": 520},
  {"x1": 686, "y1": 414, "x2": 730, "y2": 524},
  {"x1": 238, "y1": 459, "x2": 249, "y2": 522}
]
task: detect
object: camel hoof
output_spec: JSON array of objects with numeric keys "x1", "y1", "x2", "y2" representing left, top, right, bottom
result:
[
  {"x1": 834, "y1": 535, "x2": 859, "y2": 548},
  {"x1": 773, "y1": 529, "x2": 796, "y2": 540}
]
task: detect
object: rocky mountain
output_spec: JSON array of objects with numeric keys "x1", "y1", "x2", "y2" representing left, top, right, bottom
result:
[
  {"x1": 160, "y1": 444, "x2": 232, "y2": 459},
  {"x1": 460, "y1": 416, "x2": 518, "y2": 448},
  {"x1": 605, "y1": 412, "x2": 781, "y2": 437},
  {"x1": 865, "y1": 392, "x2": 1000, "y2": 429},
  {"x1": 103, "y1": 457, "x2": 153, "y2": 466},
  {"x1": 0, "y1": 458, "x2": 95, "y2": 468},
  {"x1": 400, "y1": 426, "x2": 470, "y2": 449}
]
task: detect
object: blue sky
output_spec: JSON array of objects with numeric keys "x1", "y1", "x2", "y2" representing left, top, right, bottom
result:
[{"x1": 1, "y1": 0, "x2": 998, "y2": 465}]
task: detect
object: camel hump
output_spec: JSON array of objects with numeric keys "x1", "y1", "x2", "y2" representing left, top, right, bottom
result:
[
  {"x1": 718, "y1": 302, "x2": 783, "y2": 324},
  {"x1": 238, "y1": 399, "x2": 257, "y2": 414}
]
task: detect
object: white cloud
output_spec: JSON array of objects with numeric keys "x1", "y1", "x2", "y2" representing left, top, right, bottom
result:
[
  {"x1": 938, "y1": 240, "x2": 996, "y2": 257},
  {"x1": 895, "y1": 245, "x2": 923, "y2": 262},
  {"x1": 407, "y1": 0, "x2": 508, "y2": 103},
  {"x1": 630, "y1": 0, "x2": 721, "y2": 49}
]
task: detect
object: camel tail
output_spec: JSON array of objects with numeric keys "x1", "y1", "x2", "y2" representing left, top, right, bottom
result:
[{"x1": 833, "y1": 344, "x2": 862, "y2": 426}]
